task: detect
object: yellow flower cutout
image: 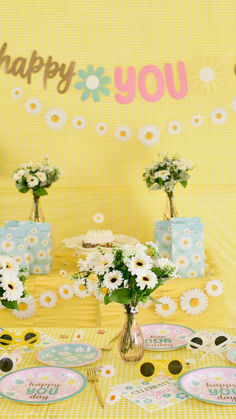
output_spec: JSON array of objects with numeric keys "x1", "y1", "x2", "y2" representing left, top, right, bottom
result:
[{"x1": 190, "y1": 58, "x2": 223, "y2": 94}]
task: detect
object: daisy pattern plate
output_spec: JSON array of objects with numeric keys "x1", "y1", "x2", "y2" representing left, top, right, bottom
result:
[
  {"x1": 0, "y1": 366, "x2": 87, "y2": 404},
  {"x1": 226, "y1": 347, "x2": 236, "y2": 365},
  {"x1": 36, "y1": 343, "x2": 101, "y2": 367},
  {"x1": 141, "y1": 323, "x2": 194, "y2": 350},
  {"x1": 178, "y1": 367, "x2": 236, "y2": 405}
]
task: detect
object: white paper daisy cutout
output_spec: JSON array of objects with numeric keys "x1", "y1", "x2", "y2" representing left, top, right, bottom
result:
[
  {"x1": 168, "y1": 121, "x2": 182, "y2": 135},
  {"x1": 190, "y1": 115, "x2": 203, "y2": 127},
  {"x1": 96, "y1": 122, "x2": 108, "y2": 135},
  {"x1": 44, "y1": 107, "x2": 66, "y2": 129},
  {"x1": 25, "y1": 98, "x2": 42, "y2": 114},
  {"x1": 73, "y1": 280, "x2": 90, "y2": 298},
  {"x1": 138, "y1": 125, "x2": 160, "y2": 146},
  {"x1": 115, "y1": 125, "x2": 132, "y2": 142},
  {"x1": 205, "y1": 279, "x2": 223, "y2": 297},
  {"x1": 59, "y1": 269, "x2": 68, "y2": 277},
  {"x1": 180, "y1": 288, "x2": 208, "y2": 315},
  {"x1": 175, "y1": 254, "x2": 189, "y2": 269},
  {"x1": 93, "y1": 213, "x2": 104, "y2": 223},
  {"x1": 73, "y1": 330, "x2": 84, "y2": 341},
  {"x1": 39, "y1": 291, "x2": 57, "y2": 308},
  {"x1": 155, "y1": 296, "x2": 177, "y2": 317},
  {"x1": 101, "y1": 365, "x2": 116, "y2": 378},
  {"x1": 106, "y1": 391, "x2": 121, "y2": 405},
  {"x1": 72, "y1": 116, "x2": 87, "y2": 130},
  {"x1": 58, "y1": 284, "x2": 74, "y2": 300},
  {"x1": 211, "y1": 108, "x2": 227, "y2": 125},
  {"x1": 11, "y1": 87, "x2": 23, "y2": 99},
  {"x1": 232, "y1": 97, "x2": 236, "y2": 113},
  {"x1": 12, "y1": 296, "x2": 36, "y2": 319}
]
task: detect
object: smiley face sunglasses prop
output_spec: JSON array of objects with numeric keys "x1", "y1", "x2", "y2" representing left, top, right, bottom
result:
[
  {"x1": 137, "y1": 358, "x2": 191, "y2": 381},
  {"x1": 0, "y1": 329, "x2": 40, "y2": 351}
]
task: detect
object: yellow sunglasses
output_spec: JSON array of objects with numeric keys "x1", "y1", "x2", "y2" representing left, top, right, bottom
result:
[
  {"x1": 0, "y1": 329, "x2": 40, "y2": 350},
  {"x1": 137, "y1": 357, "x2": 190, "y2": 381}
]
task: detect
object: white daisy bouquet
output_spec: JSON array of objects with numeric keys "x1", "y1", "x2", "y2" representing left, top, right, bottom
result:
[
  {"x1": 0, "y1": 256, "x2": 29, "y2": 310},
  {"x1": 72, "y1": 242, "x2": 178, "y2": 358},
  {"x1": 143, "y1": 154, "x2": 193, "y2": 218},
  {"x1": 13, "y1": 156, "x2": 62, "y2": 198}
]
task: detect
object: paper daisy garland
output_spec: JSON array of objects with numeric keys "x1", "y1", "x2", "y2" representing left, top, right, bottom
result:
[
  {"x1": 39, "y1": 291, "x2": 57, "y2": 308},
  {"x1": 58, "y1": 284, "x2": 74, "y2": 300},
  {"x1": 180, "y1": 289, "x2": 208, "y2": 316},
  {"x1": 101, "y1": 365, "x2": 116, "y2": 378},
  {"x1": 168, "y1": 121, "x2": 182, "y2": 135},
  {"x1": 12, "y1": 296, "x2": 36, "y2": 319},
  {"x1": 96, "y1": 122, "x2": 108, "y2": 135},
  {"x1": 205, "y1": 279, "x2": 224, "y2": 297},
  {"x1": 72, "y1": 280, "x2": 90, "y2": 298},
  {"x1": 138, "y1": 125, "x2": 160, "y2": 146},
  {"x1": 155, "y1": 296, "x2": 177, "y2": 318},
  {"x1": 59, "y1": 269, "x2": 68, "y2": 278},
  {"x1": 72, "y1": 116, "x2": 87, "y2": 130},
  {"x1": 232, "y1": 97, "x2": 236, "y2": 113},
  {"x1": 93, "y1": 213, "x2": 104, "y2": 223},
  {"x1": 11, "y1": 86, "x2": 23, "y2": 99},
  {"x1": 106, "y1": 391, "x2": 121, "y2": 405},
  {"x1": 211, "y1": 107, "x2": 227, "y2": 125},
  {"x1": 115, "y1": 125, "x2": 132, "y2": 142},
  {"x1": 25, "y1": 98, "x2": 42, "y2": 114},
  {"x1": 191, "y1": 58, "x2": 223, "y2": 94},
  {"x1": 44, "y1": 107, "x2": 66, "y2": 129},
  {"x1": 190, "y1": 115, "x2": 203, "y2": 127}
]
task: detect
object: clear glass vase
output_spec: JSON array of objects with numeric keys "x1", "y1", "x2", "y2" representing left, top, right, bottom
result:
[
  {"x1": 163, "y1": 193, "x2": 179, "y2": 220},
  {"x1": 119, "y1": 306, "x2": 145, "y2": 363},
  {"x1": 29, "y1": 196, "x2": 45, "y2": 223}
]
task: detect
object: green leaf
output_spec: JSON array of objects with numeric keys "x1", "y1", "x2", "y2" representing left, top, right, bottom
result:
[
  {"x1": 1, "y1": 299, "x2": 18, "y2": 309},
  {"x1": 180, "y1": 181, "x2": 187, "y2": 188},
  {"x1": 104, "y1": 293, "x2": 112, "y2": 305},
  {"x1": 19, "y1": 185, "x2": 29, "y2": 193},
  {"x1": 157, "y1": 178, "x2": 163, "y2": 186},
  {"x1": 109, "y1": 288, "x2": 132, "y2": 305},
  {"x1": 33, "y1": 187, "x2": 48, "y2": 197}
]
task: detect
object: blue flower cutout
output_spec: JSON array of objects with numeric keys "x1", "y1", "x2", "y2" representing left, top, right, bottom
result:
[
  {"x1": 74, "y1": 65, "x2": 111, "y2": 102},
  {"x1": 176, "y1": 393, "x2": 188, "y2": 399},
  {"x1": 163, "y1": 393, "x2": 172, "y2": 398}
]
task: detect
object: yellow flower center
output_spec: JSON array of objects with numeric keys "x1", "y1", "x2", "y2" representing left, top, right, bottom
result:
[
  {"x1": 179, "y1": 259, "x2": 185, "y2": 264},
  {"x1": 212, "y1": 285, "x2": 217, "y2": 291},
  {"x1": 100, "y1": 126, "x2": 104, "y2": 130},
  {"x1": 110, "y1": 395, "x2": 116, "y2": 401},
  {"x1": 190, "y1": 298, "x2": 199, "y2": 307},
  {"x1": 79, "y1": 284, "x2": 86, "y2": 291},
  {"x1": 101, "y1": 287, "x2": 107, "y2": 295},
  {"x1": 172, "y1": 125, "x2": 177, "y2": 130},
  {"x1": 194, "y1": 118, "x2": 199, "y2": 123},
  {"x1": 19, "y1": 302, "x2": 27, "y2": 311},
  {"x1": 106, "y1": 369, "x2": 110, "y2": 375},
  {"x1": 51, "y1": 115, "x2": 59, "y2": 122},
  {"x1": 145, "y1": 132, "x2": 153, "y2": 139},
  {"x1": 15, "y1": 90, "x2": 19, "y2": 95},
  {"x1": 166, "y1": 235, "x2": 171, "y2": 240},
  {"x1": 183, "y1": 240, "x2": 188, "y2": 244},
  {"x1": 216, "y1": 113, "x2": 222, "y2": 119},
  {"x1": 30, "y1": 103, "x2": 36, "y2": 109},
  {"x1": 162, "y1": 304, "x2": 169, "y2": 311},
  {"x1": 64, "y1": 289, "x2": 69, "y2": 294},
  {"x1": 6, "y1": 243, "x2": 11, "y2": 248},
  {"x1": 120, "y1": 130, "x2": 126, "y2": 137},
  {"x1": 76, "y1": 120, "x2": 82, "y2": 126},
  {"x1": 45, "y1": 296, "x2": 51, "y2": 303}
]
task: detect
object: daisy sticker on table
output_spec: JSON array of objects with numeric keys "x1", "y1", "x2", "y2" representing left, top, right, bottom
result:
[
  {"x1": 115, "y1": 125, "x2": 132, "y2": 142},
  {"x1": 168, "y1": 121, "x2": 182, "y2": 135},
  {"x1": 155, "y1": 296, "x2": 177, "y2": 318},
  {"x1": 44, "y1": 107, "x2": 66, "y2": 129},
  {"x1": 25, "y1": 98, "x2": 42, "y2": 114},
  {"x1": 180, "y1": 288, "x2": 208, "y2": 316},
  {"x1": 93, "y1": 213, "x2": 104, "y2": 223},
  {"x1": 101, "y1": 365, "x2": 116, "y2": 378},
  {"x1": 138, "y1": 125, "x2": 160, "y2": 146},
  {"x1": 12, "y1": 296, "x2": 36, "y2": 319},
  {"x1": 11, "y1": 86, "x2": 23, "y2": 99},
  {"x1": 96, "y1": 122, "x2": 108, "y2": 135},
  {"x1": 58, "y1": 284, "x2": 74, "y2": 300},
  {"x1": 211, "y1": 108, "x2": 227, "y2": 125},
  {"x1": 59, "y1": 269, "x2": 68, "y2": 278},
  {"x1": 39, "y1": 291, "x2": 57, "y2": 308},
  {"x1": 72, "y1": 116, "x2": 87, "y2": 130},
  {"x1": 205, "y1": 279, "x2": 224, "y2": 297},
  {"x1": 106, "y1": 391, "x2": 121, "y2": 405},
  {"x1": 73, "y1": 330, "x2": 84, "y2": 341}
]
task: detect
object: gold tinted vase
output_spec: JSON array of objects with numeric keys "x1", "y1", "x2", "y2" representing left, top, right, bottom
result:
[
  {"x1": 29, "y1": 196, "x2": 45, "y2": 223},
  {"x1": 119, "y1": 307, "x2": 144, "y2": 362},
  {"x1": 163, "y1": 193, "x2": 179, "y2": 220}
]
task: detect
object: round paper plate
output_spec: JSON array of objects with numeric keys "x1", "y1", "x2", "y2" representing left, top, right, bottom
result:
[
  {"x1": 36, "y1": 343, "x2": 101, "y2": 367},
  {"x1": 0, "y1": 366, "x2": 87, "y2": 404},
  {"x1": 226, "y1": 347, "x2": 236, "y2": 364},
  {"x1": 178, "y1": 366, "x2": 236, "y2": 405},
  {"x1": 141, "y1": 323, "x2": 194, "y2": 351},
  {"x1": 62, "y1": 234, "x2": 139, "y2": 252}
]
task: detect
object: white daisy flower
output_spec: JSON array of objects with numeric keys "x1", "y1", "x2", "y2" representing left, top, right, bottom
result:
[
  {"x1": 18, "y1": 243, "x2": 25, "y2": 252},
  {"x1": 12, "y1": 296, "x2": 36, "y2": 319},
  {"x1": 190, "y1": 115, "x2": 203, "y2": 127},
  {"x1": 0, "y1": 255, "x2": 19, "y2": 273},
  {"x1": 39, "y1": 291, "x2": 57, "y2": 308},
  {"x1": 24, "y1": 253, "x2": 35, "y2": 264},
  {"x1": 156, "y1": 257, "x2": 171, "y2": 268},
  {"x1": 168, "y1": 121, "x2": 182, "y2": 135},
  {"x1": 106, "y1": 391, "x2": 121, "y2": 405},
  {"x1": 159, "y1": 250, "x2": 171, "y2": 259},
  {"x1": 11, "y1": 86, "x2": 23, "y2": 99},
  {"x1": 155, "y1": 170, "x2": 169, "y2": 180},
  {"x1": 42, "y1": 239, "x2": 48, "y2": 246},
  {"x1": 155, "y1": 296, "x2": 177, "y2": 317},
  {"x1": 59, "y1": 269, "x2": 68, "y2": 277},
  {"x1": 94, "y1": 253, "x2": 114, "y2": 276},
  {"x1": 31, "y1": 228, "x2": 38, "y2": 235},
  {"x1": 161, "y1": 232, "x2": 172, "y2": 245},
  {"x1": 1, "y1": 271, "x2": 24, "y2": 301},
  {"x1": 93, "y1": 213, "x2": 104, "y2": 223},
  {"x1": 101, "y1": 365, "x2": 116, "y2": 378},
  {"x1": 73, "y1": 280, "x2": 90, "y2": 298},
  {"x1": 1, "y1": 240, "x2": 14, "y2": 252},
  {"x1": 24, "y1": 98, "x2": 41, "y2": 114},
  {"x1": 205, "y1": 279, "x2": 223, "y2": 297},
  {"x1": 179, "y1": 236, "x2": 193, "y2": 250},
  {"x1": 211, "y1": 107, "x2": 227, "y2": 125},
  {"x1": 27, "y1": 235, "x2": 38, "y2": 246},
  {"x1": 32, "y1": 266, "x2": 42, "y2": 274},
  {"x1": 96, "y1": 122, "x2": 108, "y2": 135},
  {"x1": 94, "y1": 286, "x2": 108, "y2": 302},
  {"x1": 180, "y1": 289, "x2": 208, "y2": 315},
  {"x1": 73, "y1": 330, "x2": 84, "y2": 341},
  {"x1": 175, "y1": 255, "x2": 189, "y2": 269},
  {"x1": 87, "y1": 279, "x2": 97, "y2": 295},
  {"x1": 44, "y1": 107, "x2": 66, "y2": 129},
  {"x1": 36, "y1": 171, "x2": 47, "y2": 183},
  {"x1": 128, "y1": 251, "x2": 152, "y2": 276},
  {"x1": 138, "y1": 299, "x2": 152, "y2": 309},
  {"x1": 37, "y1": 250, "x2": 46, "y2": 260},
  {"x1": 192, "y1": 253, "x2": 202, "y2": 263},
  {"x1": 58, "y1": 284, "x2": 74, "y2": 300},
  {"x1": 103, "y1": 270, "x2": 123, "y2": 290},
  {"x1": 115, "y1": 125, "x2": 132, "y2": 142},
  {"x1": 72, "y1": 116, "x2": 87, "y2": 130},
  {"x1": 27, "y1": 176, "x2": 39, "y2": 188},
  {"x1": 196, "y1": 241, "x2": 203, "y2": 248},
  {"x1": 136, "y1": 271, "x2": 157, "y2": 290},
  {"x1": 138, "y1": 125, "x2": 160, "y2": 146},
  {"x1": 232, "y1": 97, "x2": 236, "y2": 113},
  {"x1": 13, "y1": 169, "x2": 25, "y2": 182},
  {"x1": 14, "y1": 256, "x2": 22, "y2": 265},
  {"x1": 187, "y1": 269, "x2": 197, "y2": 278}
]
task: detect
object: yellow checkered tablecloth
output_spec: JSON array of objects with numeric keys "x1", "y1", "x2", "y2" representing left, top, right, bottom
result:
[{"x1": 0, "y1": 327, "x2": 235, "y2": 418}]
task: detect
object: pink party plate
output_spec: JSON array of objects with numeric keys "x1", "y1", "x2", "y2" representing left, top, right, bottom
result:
[
  {"x1": 141, "y1": 323, "x2": 194, "y2": 350},
  {"x1": 0, "y1": 366, "x2": 87, "y2": 404},
  {"x1": 226, "y1": 347, "x2": 236, "y2": 365},
  {"x1": 178, "y1": 366, "x2": 236, "y2": 405}
]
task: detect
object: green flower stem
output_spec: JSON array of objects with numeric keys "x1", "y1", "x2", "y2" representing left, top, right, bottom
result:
[
  {"x1": 167, "y1": 192, "x2": 175, "y2": 218},
  {"x1": 33, "y1": 195, "x2": 40, "y2": 222},
  {"x1": 120, "y1": 303, "x2": 137, "y2": 355}
]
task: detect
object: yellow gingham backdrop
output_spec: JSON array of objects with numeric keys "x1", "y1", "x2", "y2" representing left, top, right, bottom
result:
[{"x1": 0, "y1": 0, "x2": 235, "y2": 327}]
